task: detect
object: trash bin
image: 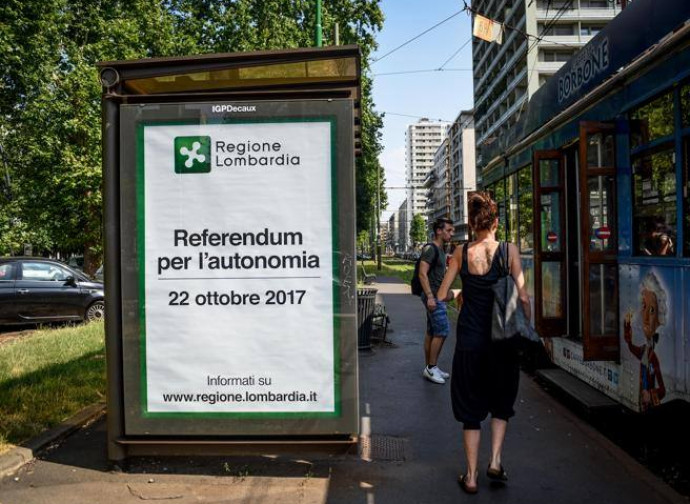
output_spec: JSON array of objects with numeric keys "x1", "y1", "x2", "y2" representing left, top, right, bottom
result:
[{"x1": 357, "y1": 287, "x2": 378, "y2": 350}]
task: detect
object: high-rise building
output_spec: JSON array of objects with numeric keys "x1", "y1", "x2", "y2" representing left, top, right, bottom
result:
[
  {"x1": 472, "y1": 0, "x2": 620, "y2": 168},
  {"x1": 425, "y1": 137, "x2": 451, "y2": 226},
  {"x1": 387, "y1": 213, "x2": 398, "y2": 254},
  {"x1": 449, "y1": 111, "x2": 476, "y2": 242},
  {"x1": 423, "y1": 110, "x2": 476, "y2": 243},
  {"x1": 397, "y1": 199, "x2": 407, "y2": 253},
  {"x1": 404, "y1": 118, "x2": 451, "y2": 249}
]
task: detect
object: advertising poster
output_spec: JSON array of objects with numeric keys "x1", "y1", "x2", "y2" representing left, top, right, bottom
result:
[{"x1": 136, "y1": 117, "x2": 338, "y2": 417}]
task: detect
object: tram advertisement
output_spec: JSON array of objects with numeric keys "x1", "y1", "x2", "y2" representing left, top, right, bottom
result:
[
  {"x1": 138, "y1": 118, "x2": 337, "y2": 416},
  {"x1": 619, "y1": 265, "x2": 678, "y2": 412}
]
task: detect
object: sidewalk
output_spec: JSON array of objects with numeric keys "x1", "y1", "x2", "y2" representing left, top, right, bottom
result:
[{"x1": 0, "y1": 276, "x2": 685, "y2": 504}]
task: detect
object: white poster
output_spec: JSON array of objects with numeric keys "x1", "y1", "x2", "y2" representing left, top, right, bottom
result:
[{"x1": 139, "y1": 119, "x2": 336, "y2": 415}]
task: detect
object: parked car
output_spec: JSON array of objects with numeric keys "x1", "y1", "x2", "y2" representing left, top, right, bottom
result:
[
  {"x1": 0, "y1": 257, "x2": 104, "y2": 325},
  {"x1": 67, "y1": 256, "x2": 84, "y2": 271},
  {"x1": 94, "y1": 265, "x2": 104, "y2": 282}
]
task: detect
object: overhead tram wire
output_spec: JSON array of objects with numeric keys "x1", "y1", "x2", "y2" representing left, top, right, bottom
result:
[
  {"x1": 373, "y1": 68, "x2": 472, "y2": 76},
  {"x1": 438, "y1": 37, "x2": 473, "y2": 70},
  {"x1": 371, "y1": 9, "x2": 465, "y2": 65}
]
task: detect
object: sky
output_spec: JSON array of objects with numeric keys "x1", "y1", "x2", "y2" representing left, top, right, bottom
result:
[{"x1": 371, "y1": 0, "x2": 475, "y2": 222}]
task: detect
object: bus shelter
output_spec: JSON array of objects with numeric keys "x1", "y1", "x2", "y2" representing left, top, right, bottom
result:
[{"x1": 98, "y1": 46, "x2": 361, "y2": 461}]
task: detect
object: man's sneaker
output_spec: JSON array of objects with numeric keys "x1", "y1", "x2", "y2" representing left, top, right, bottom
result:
[
  {"x1": 423, "y1": 366, "x2": 446, "y2": 384},
  {"x1": 437, "y1": 368, "x2": 450, "y2": 379}
]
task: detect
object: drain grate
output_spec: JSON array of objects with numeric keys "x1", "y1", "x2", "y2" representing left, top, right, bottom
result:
[{"x1": 359, "y1": 435, "x2": 409, "y2": 462}]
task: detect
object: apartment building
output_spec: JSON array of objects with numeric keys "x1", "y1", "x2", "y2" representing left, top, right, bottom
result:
[
  {"x1": 396, "y1": 199, "x2": 407, "y2": 253},
  {"x1": 422, "y1": 110, "x2": 476, "y2": 243},
  {"x1": 424, "y1": 137, "x2": 451, "y2": 229},
  {"x1": 387, "y1": 213, "x2": 398, "y2": 254},
  {"x1": 404, "y1": 118, "x2": 451, "y2": 249},
  {"x1": 449, "y1": 110, "x2": 476, "y2": 242},
  {"x1": 472, "y1": 0, "x2": 620, "y2": 168}
]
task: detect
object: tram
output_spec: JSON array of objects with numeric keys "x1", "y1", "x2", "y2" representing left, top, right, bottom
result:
[{"x1": 478, "y1": 0, "x2": 690, "y2": 412}]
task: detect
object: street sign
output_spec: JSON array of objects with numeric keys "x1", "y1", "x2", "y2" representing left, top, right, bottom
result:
[
  {"x1": 547, "y1": 231, "x2": 558, "y2": 243},
  {"x1": 595, "y1": 226, "x2": 611, "y2": 239}
]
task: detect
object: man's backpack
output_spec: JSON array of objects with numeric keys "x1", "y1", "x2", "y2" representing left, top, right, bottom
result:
[{"x1": 410, "y1": 243, "x2": 440, "y2": 296}]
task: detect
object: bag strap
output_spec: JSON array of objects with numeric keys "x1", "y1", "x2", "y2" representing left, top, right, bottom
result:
[
  {"x1": 499, "y1": 241, "x2": 510, "y2": 277},
  {"x1": 422, "y1": 242, "x2": 440, "y2": 269}
]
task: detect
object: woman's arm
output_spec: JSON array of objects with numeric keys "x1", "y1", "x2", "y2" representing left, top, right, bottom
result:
[
  {"x1": 437, "y1": 245, "x2": 463, "y2": 303},
  {"x1": 508, "y1": 242, "x2": 531, "y2": 322}
]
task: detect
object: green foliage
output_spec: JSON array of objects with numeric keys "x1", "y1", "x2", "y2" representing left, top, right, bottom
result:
[
  {"x1": 0, "y1": 0, "x2": 385, "y2": 267},
  {"x1": 410, "y1": 213, "x2": 427, "y2": 246}
]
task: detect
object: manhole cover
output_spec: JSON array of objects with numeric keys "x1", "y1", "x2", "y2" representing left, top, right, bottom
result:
[{"x1": 359, "y1": 435, "x2": 409, "y2": 461}]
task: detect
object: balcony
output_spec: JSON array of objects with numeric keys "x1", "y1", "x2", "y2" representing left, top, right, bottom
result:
[
  {"x1": 535, "y1": 61, "x2": 566, "y2": 74},
  {"x1": 536, "y1": 8, "x2": 618, "y2": 22},
  {"x1": 536, "y1": 35, "x2": 586, "y2": 48}
]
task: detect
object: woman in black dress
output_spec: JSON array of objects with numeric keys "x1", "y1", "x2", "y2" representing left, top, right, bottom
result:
[{"x1": 437, "y1": 192, "x2": 531, "y2": 494}]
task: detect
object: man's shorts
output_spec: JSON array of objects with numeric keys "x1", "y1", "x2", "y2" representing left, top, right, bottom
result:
[{"x1": 421, "y1": 294, "x2": 450, "y2": 338}]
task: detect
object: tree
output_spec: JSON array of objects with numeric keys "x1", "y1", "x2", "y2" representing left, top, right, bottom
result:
[
  {"x1": 410, "y1": 214, "x2": 427, "y2": 248},
  {"x1": 0, "y1": 0, "x2": 385, "y2": 272}
]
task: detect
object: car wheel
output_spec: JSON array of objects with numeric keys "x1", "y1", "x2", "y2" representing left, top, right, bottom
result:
[{"x1": 85, "y1": 301, "x2": 105, "y2": 322}]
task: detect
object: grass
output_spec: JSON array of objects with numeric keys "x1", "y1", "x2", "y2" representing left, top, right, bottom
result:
[
  {"x1": 0, "y1": 322, "x2": 106, "y2": 454},
  {"x1": 358, "y1": 258, "x2": 463, "y2": 290},
  {"x1": 358, "y1": 258, "x2": 416, "y2": 285}
]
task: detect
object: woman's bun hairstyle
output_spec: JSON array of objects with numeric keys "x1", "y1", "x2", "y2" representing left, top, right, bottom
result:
[{"x1": 468, "y1": 191, "x2": 498, "y2": 232}]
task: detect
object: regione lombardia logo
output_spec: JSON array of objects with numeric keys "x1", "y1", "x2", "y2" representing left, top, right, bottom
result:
[{"x1": 174, "y1": 136, "x2": 211, "y2": 173}]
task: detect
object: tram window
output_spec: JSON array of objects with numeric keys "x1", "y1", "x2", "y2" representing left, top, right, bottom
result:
[
  {"x1": 589, "y1": 264, "x2": 618, "y2": 336},
  {"x1": 518, "y1": 167, "x2": 534, "y2": 253},
  {"x1": 587, "y1": 132, "x2": 614, "y2": 167},
  {"x1": 682, "y1": 83, "x2": 690, "y2": 128},
  {"x1": 539, "y1": 159, "x2": 560, "y2": 187},
  {"x1": 632, "y1": 147, "x2": 677, "y2": 256},
  {"x1": 542, "y1": 262, "x2": 563, "y2": 317},
  {"x1": 587, "y1": 175, "x2": 616, "y2": 252},
  {"x1": 508, "y1": 174, "x2": 519, "y2": 245},
  {"x1": 683, "y1": 137, "x2": 690, "y2": 257},
  {"x1": 630, "y1": 91, "x2": 674, "y2": 148},
  {"x1": 540, "y1": 193, "x2": 562, "y2": 253},
  {"x1": 494, "y1": 179, "x2": 507, "y2": 241}
]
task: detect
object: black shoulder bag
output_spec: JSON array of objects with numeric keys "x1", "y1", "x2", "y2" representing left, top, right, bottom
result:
[{"x1": 491, "y1": 242, "x2": 540, "y2": 342}]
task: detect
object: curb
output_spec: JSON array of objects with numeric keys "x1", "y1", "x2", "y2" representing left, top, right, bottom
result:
[
  {"x1": 529, "y1": 379, "x2": 688, "y2": 504},
  {"x1": 0, "y1": 402, "x2": 106, "y2": 479}
]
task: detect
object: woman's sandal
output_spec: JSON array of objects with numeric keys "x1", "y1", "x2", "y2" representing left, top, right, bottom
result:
[
  {"x1": 486, "y1": 464, "x2": 508, "y2": 481},
  {"x1": 457, "y1": 474, "x2": 479, "y2": 494}
]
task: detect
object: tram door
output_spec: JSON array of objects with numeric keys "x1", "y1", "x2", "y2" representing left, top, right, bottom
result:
[
  {"x1": 533, "y1": 150, "x2": 567, "y2": 337},
  {"x1": 579, "y1": 122, "x2": 619, "y2": 361}
]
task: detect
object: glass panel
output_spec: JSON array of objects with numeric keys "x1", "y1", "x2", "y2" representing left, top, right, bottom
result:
[
  {"x1": 522, "y1": 256, "x2": 535, "y2": 300},
  {"x1": 541, "y1": 262, "x2": 562, "y2": 318},
  {"x1": 586, "y1": 132, "x2": 614, "y2": 167},
  {"x1": 539, "y1": 159, "x2": 559, "y2": 187},
  {"x1": 589, "y1": 264, "x2": 618, "y2": 336},
  {"x1": 125, "y1": 57, "x2": 358, "y2": 94},
  {"x1": 0, "y1": 264, "x2": 12, "y2": 279},
  {"x1": 518, "y1": 167, "x2": 534, "y2": 253},
  {"x1": 507, "y1": 174, "x2": 518, "y2": 244},
  {"x1": 630, "y1": 92, "x2": 674, "y2": 148},
  {"x1": 497, "y1": 201, "x2": 507, "y2": 241},
  {"x1": 540, "y1": 192, "x2": 561, "y2": 252},
  {"x1": 685, "y1": 139, "x2": 690, "y2": 257},
  {"x1": 22, "y1": 262, "x2": 66, "y2": 281},
  {"x1": 495, "y1": 179, "x2": 507, "y2": 241},
  {"x1": 632, "y1": 147, "x2": 677, "y2": 256},
  {"x1": 587, "y1": 175, "x2": 616, "y2": 252},
  {"x1": 681, "y1": 83, "x2": 690, "y2": 128}
]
